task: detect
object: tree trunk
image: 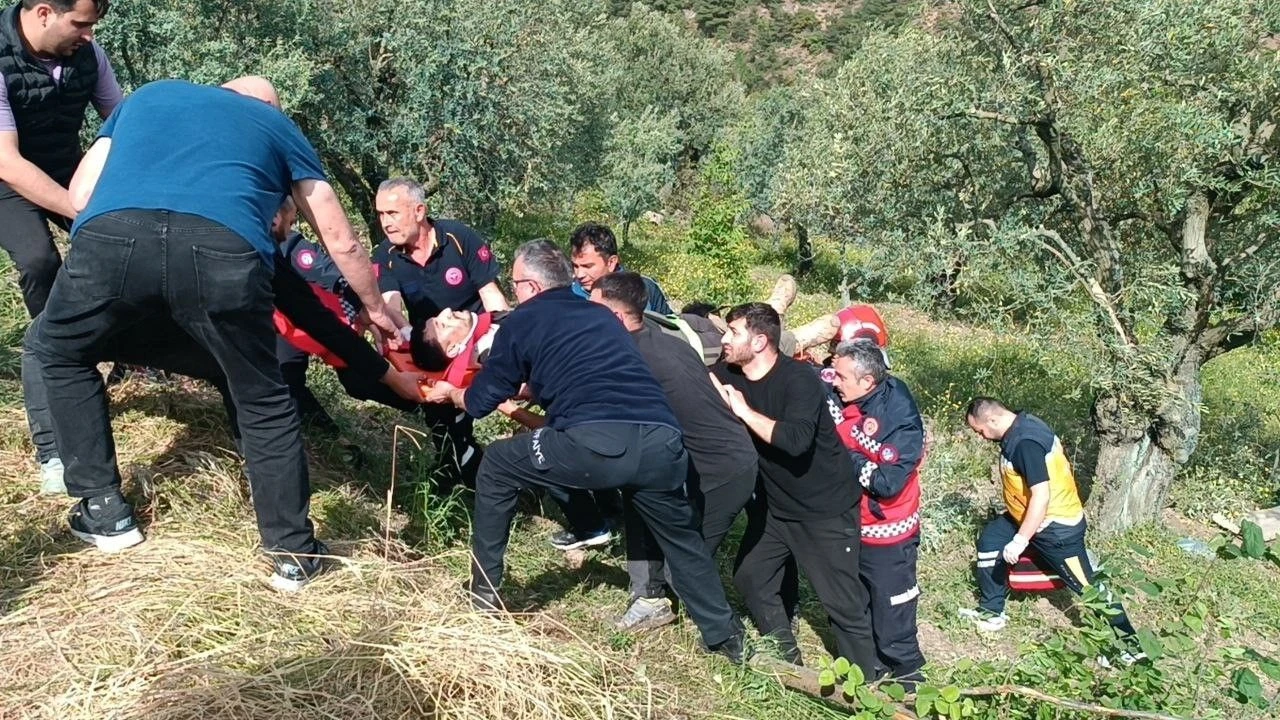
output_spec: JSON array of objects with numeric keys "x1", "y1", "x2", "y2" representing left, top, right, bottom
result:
[
  {"x1": 795, "y1": 222, "x2": 814, "y2": 277},
  {"x1": 1087, "y1": 358, "x2": 1204, "y2": 532}
]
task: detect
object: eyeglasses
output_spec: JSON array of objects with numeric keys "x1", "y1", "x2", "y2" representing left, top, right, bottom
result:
[{"x1": 511, "y1": 278, "x2": 537, "y2": 292}]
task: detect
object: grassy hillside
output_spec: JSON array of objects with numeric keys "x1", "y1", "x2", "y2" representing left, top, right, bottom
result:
[{"x1": 1, "y1": 229, "x2": 1278, "y2": 718}]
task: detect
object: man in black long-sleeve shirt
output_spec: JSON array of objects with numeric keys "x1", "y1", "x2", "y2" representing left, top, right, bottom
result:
[
  {"x1": 710, "y1": 302, "x2": 875, "y2": 675},
  {"x1": 591, "y1": 272, "x2": 758, "y2": 632},
  {"x1": 424, "y1": 240, "x2": 743, "y2": 661}
]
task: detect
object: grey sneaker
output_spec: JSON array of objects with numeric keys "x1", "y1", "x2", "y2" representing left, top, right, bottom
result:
[
  {"x1": 958, "y1": 607, "x2": 1008, "y2": 632},
  {"x1": 615, "y1": 596, "x2": 676, "y2": 632},
  {"x1": 68, "y1": 492, "x2": 144, "y2": 553},
  {"x1": 40, "y1": 457, "x2": 66, "y2": 495}
]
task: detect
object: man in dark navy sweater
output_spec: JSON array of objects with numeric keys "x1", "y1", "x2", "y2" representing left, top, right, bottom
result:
[
  {"x1": 425, "y1": 240, "x2": 743, "y2": 661},
  {"x1": 711, "y1": 302, "x2": 876, "y2": 675}
]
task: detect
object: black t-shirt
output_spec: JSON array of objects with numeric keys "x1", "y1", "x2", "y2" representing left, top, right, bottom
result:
[
  {"x1": 631, "y1": 325, "x2": 757, "y2": 491},
  {"x1": 1009, "y1": 439, "x2": 1052, "y2": 487},
  {"x1": 714, "y1": 355, "x2": 859, "y2": 520},
  {"x1": 372, "y1": 218, "x2": 501, "y2": 323}
]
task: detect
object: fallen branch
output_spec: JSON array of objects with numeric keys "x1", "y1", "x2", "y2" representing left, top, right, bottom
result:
[
  {"x1": 749, "y1": 655, "x2": 917, "y2": 719},
  {"x1": 958, "y1": 685, "x2": 1186, "y2": 720},
  {"x1": 751, "y1": 655, "x2": 1187, "y2": 720}
]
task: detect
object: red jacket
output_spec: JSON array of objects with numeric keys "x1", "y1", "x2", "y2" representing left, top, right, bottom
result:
[{"x1": 835, "y1": 379, "x2": 924, "y2": 545}]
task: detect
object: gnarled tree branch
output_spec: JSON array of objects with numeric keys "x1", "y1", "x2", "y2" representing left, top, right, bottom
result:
[{"x1": 1027, "y1": 227, "x2": 1133, "y2": 346}]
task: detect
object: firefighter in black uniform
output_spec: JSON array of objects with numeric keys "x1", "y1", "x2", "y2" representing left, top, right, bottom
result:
[{"x1": 829, "y1": 338, "x2": 927, "y2": 687}]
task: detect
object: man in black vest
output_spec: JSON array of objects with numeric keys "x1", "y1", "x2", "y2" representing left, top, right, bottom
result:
[{"x1": 0, "y1": 0, "x2": 121, "y2": 492}]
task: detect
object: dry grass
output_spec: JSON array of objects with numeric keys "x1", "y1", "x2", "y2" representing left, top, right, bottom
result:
[{"x1": 0, "y1": 378, "x2": 670, "y2": 720}]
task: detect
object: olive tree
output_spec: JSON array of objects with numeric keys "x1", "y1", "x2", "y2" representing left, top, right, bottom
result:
[
  {"x1": 101, "y1": 0, "x2": 611, "y2": 235},
  {"x1": 776, "y1": 0, "x2": 1280, "y2": 531}
]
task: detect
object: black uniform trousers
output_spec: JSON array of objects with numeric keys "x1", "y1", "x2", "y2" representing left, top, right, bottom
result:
[
  {"x1": 733, "y1": 505, "x2": 877, "y2": 677},
  {"x1": 471, "y1": 421, "x2": 738, "y2": 647},
  {"x1": 626, "y1": 461, "x2": 756, "y2": 599},
  {"x1": 977, "y1": 513, "x2": 1136, "y2": 636},
  {"x1": 860, "y1": 535, "x2": 925, "y2": 682},
  {"x1": 26, "y1": 210, "x2": 318, "y2": 554}
]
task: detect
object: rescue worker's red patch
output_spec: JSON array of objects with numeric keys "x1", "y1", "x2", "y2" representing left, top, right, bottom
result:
[
  {"x1": 478, "y1": 245, "x2": 492, "y2": 263},
  {"x1": 445, "y1": 267, "x2": 465, "y2": 286},
  {"x1": 298, "y1": 250, "x2": 315, "y2": 269},
  {"x1": 862, "y1": 417, "x2": 879, "y2": 437},
  {"x1": 880, "y1": 445, "x2": 898, "y2": 463}
]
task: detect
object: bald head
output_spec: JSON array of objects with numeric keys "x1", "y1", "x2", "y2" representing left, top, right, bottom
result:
[{"x1": 221, "y1": 75, "x2": 280, "y2": 109}]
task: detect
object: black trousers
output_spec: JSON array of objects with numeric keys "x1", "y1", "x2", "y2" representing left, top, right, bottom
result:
[
  {"x1": 4, "y1": 182, "x2": 70, "y2": 464},
  {"x1": 26, "y1": 210, "x2": 318, "y2": 555},
  {"x1": 276, "y1": 337, "x2": 336, "y2": 425},
  {"x1": 0, "y1": 181, "x2": 64, "y2": 317},
  {"x1": 626, "y1": 461, "x2": 756, "y2": 599},
  {"x1": 977, "y1": 513, "x2": 1136, "y2": 636},
  {"x1": 733, "y1": 506, "x2": 877, "y2": 676},
  {"x1": 861, "y1": 536, "x2": 925, "y2": 681},
  {"x1": 471, "y1": 421, "x2": 737, "y2": 647}
]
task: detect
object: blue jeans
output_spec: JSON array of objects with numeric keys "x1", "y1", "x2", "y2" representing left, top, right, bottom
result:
[{"x1": 26, "y1": 210, "x2": 318, "y2": 555}]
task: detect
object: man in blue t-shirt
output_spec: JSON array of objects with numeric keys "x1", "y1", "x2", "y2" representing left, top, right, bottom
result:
[
  {"x1": 568, "y1": 222, "x2": 671, "y2": 314},
  {"x1": 25, "y1": 76, "x2": 407, "y2": 592},
  {"x1": 423, "y1": 239, "x2": 743, "y2": 663}
]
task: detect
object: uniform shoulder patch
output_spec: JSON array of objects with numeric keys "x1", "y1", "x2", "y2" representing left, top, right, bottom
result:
[
  {"x1": 477, "y1": 245, "x2": 492, "y2": 263},
  {"x1": 297, "y1": 249, "x2": 315, "y2": 269},
  {"x1": 862, "y1": 417, "x2": 880, "y2": 437}
]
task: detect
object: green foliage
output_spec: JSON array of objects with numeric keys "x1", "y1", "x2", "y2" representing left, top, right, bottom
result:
[
  {"x1": 599, "y1": 108, "x2": 683, "y2": 245},
  {"x1": 681, "y1": 144, "x2": 758, "y2": 304},
  {"x1": 102, "y1": 0, "x2": 611, "y2": 233},
  {"x1": 606, "y1": 4, "x2": 745, "y2": 161},
  {"x1": 769, "y1": 0, "x2": 1280, "y2": 527},
  {"x1": 1214, "y1": 521, "x2": 1280, "y2": 567}
]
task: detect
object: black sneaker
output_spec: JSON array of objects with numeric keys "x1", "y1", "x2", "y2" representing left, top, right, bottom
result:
[
  {"x1": 467, "y1": 581, "x2": 503, "y2": 613},
  {"x1": 548, "y1": 524, "x2": 614, "y2": 551},
  {"x1": 68, "y1": 492, "x2": 144, "y2": 553},
  {"x1": 268, "y1": 541, "x2": 330, "y2": 592},
  {"x1": 706, "y1": 630, "x2": 747, "y2": 665}
]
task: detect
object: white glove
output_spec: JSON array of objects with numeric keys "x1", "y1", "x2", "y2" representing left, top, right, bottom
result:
[{"x1": 1002, "y1": 534, "x2": 1029, "y2": 565}]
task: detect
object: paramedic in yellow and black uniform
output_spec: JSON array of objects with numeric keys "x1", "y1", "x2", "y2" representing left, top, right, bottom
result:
[{"x1": 959, "y1": 397, "x2": 1138, "y2": 644}]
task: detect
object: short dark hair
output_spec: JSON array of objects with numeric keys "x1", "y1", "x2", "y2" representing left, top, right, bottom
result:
[
  {"x1": 410, "y1": 320, "x2": 451, "y2": 372},
  {"x1": 594, "y1": 272, "x2": 647, "y2": 319},
  {"x1": 681, "y1": 301, "x2": 723, "y2": 318},
  {"x1": 570, "y1": 222, "x2": 619, "y2": 258},
  {"x1": 725, "y1": 302, "x2": 781, "y2": 349},
  {"x1": 965, "y1": 396, "x2": 1008, "y2": 421},
  {"x1": 832, "y1": 338, "x2": 889, "y2": 384},
  {"x1": 24, "y1": 0, "x2": 109, "y2": 16}
]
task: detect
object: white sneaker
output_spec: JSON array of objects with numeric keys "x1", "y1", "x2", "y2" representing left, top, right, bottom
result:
[
  {"x1": 39, "y1": 457, "x2": 66, "y2": 495},
  {"x1": 1097, "y1": 651, "x2": 1148, "y2": 669},
  {"x1": 958, "y1": 607, "x2": 1008, "y2": 632}
]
